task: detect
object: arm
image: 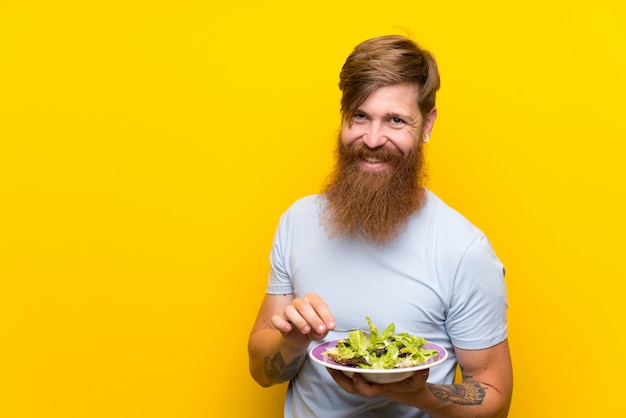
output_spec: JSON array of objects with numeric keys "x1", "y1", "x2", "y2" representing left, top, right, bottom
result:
[
  {"x1": 248, "y1": 292, "x2": 336, "y2": 387},
  {"x1": 328, "y1": 339, "x2": 513, "y2": 418}
]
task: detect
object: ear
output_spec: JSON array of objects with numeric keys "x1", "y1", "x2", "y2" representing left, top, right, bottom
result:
[{"x1": 423, "y1": 108, "x2": 437, "y2": 136}]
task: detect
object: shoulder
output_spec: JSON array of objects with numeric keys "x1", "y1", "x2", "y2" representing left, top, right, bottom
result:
[
  {"x1": 287, "y1": 194, "x2": 320, "y2": 211},
  {"x1": 422, "y1": 190, "x2": 501, "y2": 276},
  {"x1": 424, "y1": 189, "x2": 483, "y2": 243},
  {"x1": 275, "y1": 194, "x2": 322, "y2": 232},
  {"x1": 280, "y1": 194, "x2": 321, "y2": 219}
]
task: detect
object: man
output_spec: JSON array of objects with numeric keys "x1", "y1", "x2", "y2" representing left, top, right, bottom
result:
[{"x1": 248, "y1": 35, "x2": 513, "y2": 418}]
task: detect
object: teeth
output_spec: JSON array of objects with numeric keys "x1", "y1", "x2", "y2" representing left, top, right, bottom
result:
[{"x1": 364, "y1": 157, "x2": 381, "y2": 163}]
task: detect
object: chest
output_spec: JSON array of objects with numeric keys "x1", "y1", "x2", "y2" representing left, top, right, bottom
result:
[{"x1": 289, "y1": 234, "x2": 448, "y2": 336}]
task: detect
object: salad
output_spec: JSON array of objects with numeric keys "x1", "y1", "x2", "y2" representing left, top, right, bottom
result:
[{"x1": 322, "y1": 317, "x2": 439, "y2": 369}]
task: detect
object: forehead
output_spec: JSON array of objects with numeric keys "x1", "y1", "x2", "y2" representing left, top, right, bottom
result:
[{"x1": 359, "y1": 84, "x2": 420, "y2": 115}]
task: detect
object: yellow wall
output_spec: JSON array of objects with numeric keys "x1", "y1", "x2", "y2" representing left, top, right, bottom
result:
[{"x1": 1, "y1": 1, "x2": 624, "y2": 417}]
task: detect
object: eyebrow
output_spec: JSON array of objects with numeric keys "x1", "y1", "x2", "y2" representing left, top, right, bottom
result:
[
  {"x1": 354, "y1": 109, "x2": 414, "y2": 118},
  {"x1": 384, "y1": 111, "x2": 419, "y2": 124}
]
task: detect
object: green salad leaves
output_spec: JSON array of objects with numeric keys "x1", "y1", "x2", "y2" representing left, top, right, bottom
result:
[{"x1": 322, "y1": 317, "x2": 438, "y2": 369}]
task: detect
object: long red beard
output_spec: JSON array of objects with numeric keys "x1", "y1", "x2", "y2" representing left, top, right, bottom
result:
[{"x1": 322, "y1": 138, "x2": 427, "y2": 246}]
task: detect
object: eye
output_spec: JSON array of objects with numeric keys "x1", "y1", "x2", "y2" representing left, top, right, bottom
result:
[
  {"x1": 353, "y1": 113, "x2": 367, "y2": 120},
  {"x1": 390, "y1": 117, "x2": 405, "y2": 125}
]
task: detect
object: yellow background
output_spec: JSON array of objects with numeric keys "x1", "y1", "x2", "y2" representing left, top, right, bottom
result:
[{"x1": 1, "y1": 1, "x2": 624, "y2": 417}]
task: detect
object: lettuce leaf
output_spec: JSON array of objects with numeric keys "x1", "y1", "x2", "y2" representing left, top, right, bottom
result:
[{"x1": 323, "y1": 316, "x2": 438, "y2": 370}]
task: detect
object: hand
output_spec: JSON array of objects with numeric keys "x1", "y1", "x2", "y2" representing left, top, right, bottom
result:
[
  {"x1": 270, "y1": 292, "x2": 336, "y2": 347},
  {"x1": 327, "y1": 367, "x2": 430, "y2": 404}
]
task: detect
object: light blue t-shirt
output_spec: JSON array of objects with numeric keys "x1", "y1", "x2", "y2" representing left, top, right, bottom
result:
[{"x1": 267, "y1": 190, "x2": 508, "y2": 418}]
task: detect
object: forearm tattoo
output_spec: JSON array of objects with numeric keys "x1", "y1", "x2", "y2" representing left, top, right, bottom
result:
[
  {"x1": 264, "y1": 352, "x2": 305, "y2": 384},
  {"x1": 427, "y1": 382, "x2": 486, "y2": 406}
]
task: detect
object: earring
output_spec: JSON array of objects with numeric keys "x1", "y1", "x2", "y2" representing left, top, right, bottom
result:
[{"x1": 423, "y1": 134, "x2": 430, "y2": 143}]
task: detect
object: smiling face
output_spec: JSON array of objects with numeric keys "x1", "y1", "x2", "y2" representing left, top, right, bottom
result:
[
  {"x1": 340, "y1": 84, "x2": 437, "y2": 170},
  {"x1": 324, "y1": 36, "x2": 441, "y2": 245},
  {"x1": 322, "y1": 84, "x2": 437, "y2": 245}
]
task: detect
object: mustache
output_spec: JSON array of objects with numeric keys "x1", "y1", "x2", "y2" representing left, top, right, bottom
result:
[{"x1": 343, "y1": 143, "x2": 405, "y2": 163}]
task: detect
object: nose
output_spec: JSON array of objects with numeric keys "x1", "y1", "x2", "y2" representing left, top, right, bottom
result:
[{"x1": 362, "y1": 122, "x2": 387, "y2": 149}]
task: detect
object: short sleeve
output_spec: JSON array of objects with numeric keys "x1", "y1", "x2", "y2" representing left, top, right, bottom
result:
[
  {"x1": 266, "y1": 212, "x2": 295, "y2": 295},
  {"x1": 445, "y1": 234, "x2": 508, "y2": 349}
]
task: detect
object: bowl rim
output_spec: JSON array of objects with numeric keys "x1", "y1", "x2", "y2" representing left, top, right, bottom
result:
[{"x1": 308, "y1": 339, "x2": 448, "y2": 375}]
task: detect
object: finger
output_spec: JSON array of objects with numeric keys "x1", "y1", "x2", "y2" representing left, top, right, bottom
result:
[
  {"x1": 327, "y1": 369, "x2": 358, "y2": 394},
  {"x1": 289, "y1": 298, "x2": 327, "y2": 335},
  {"x1": 350, "y1": 373, "x2": 379, "y2": 398},
  {"x1": 283, "y1": 304, "x2": 313, "y2": 334},
  {"x1": 270, "y1": 314, "x2": 293, "y2": 334},
  {"x1": 305, "y1": 293, "x2": 336, "y2": 329},
  {"x1": 291, "y1": 294, "x2": 335, "y2": 335},
  {"x1": 405, "y1": 369, "x2": 429, "y2": 386}
]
